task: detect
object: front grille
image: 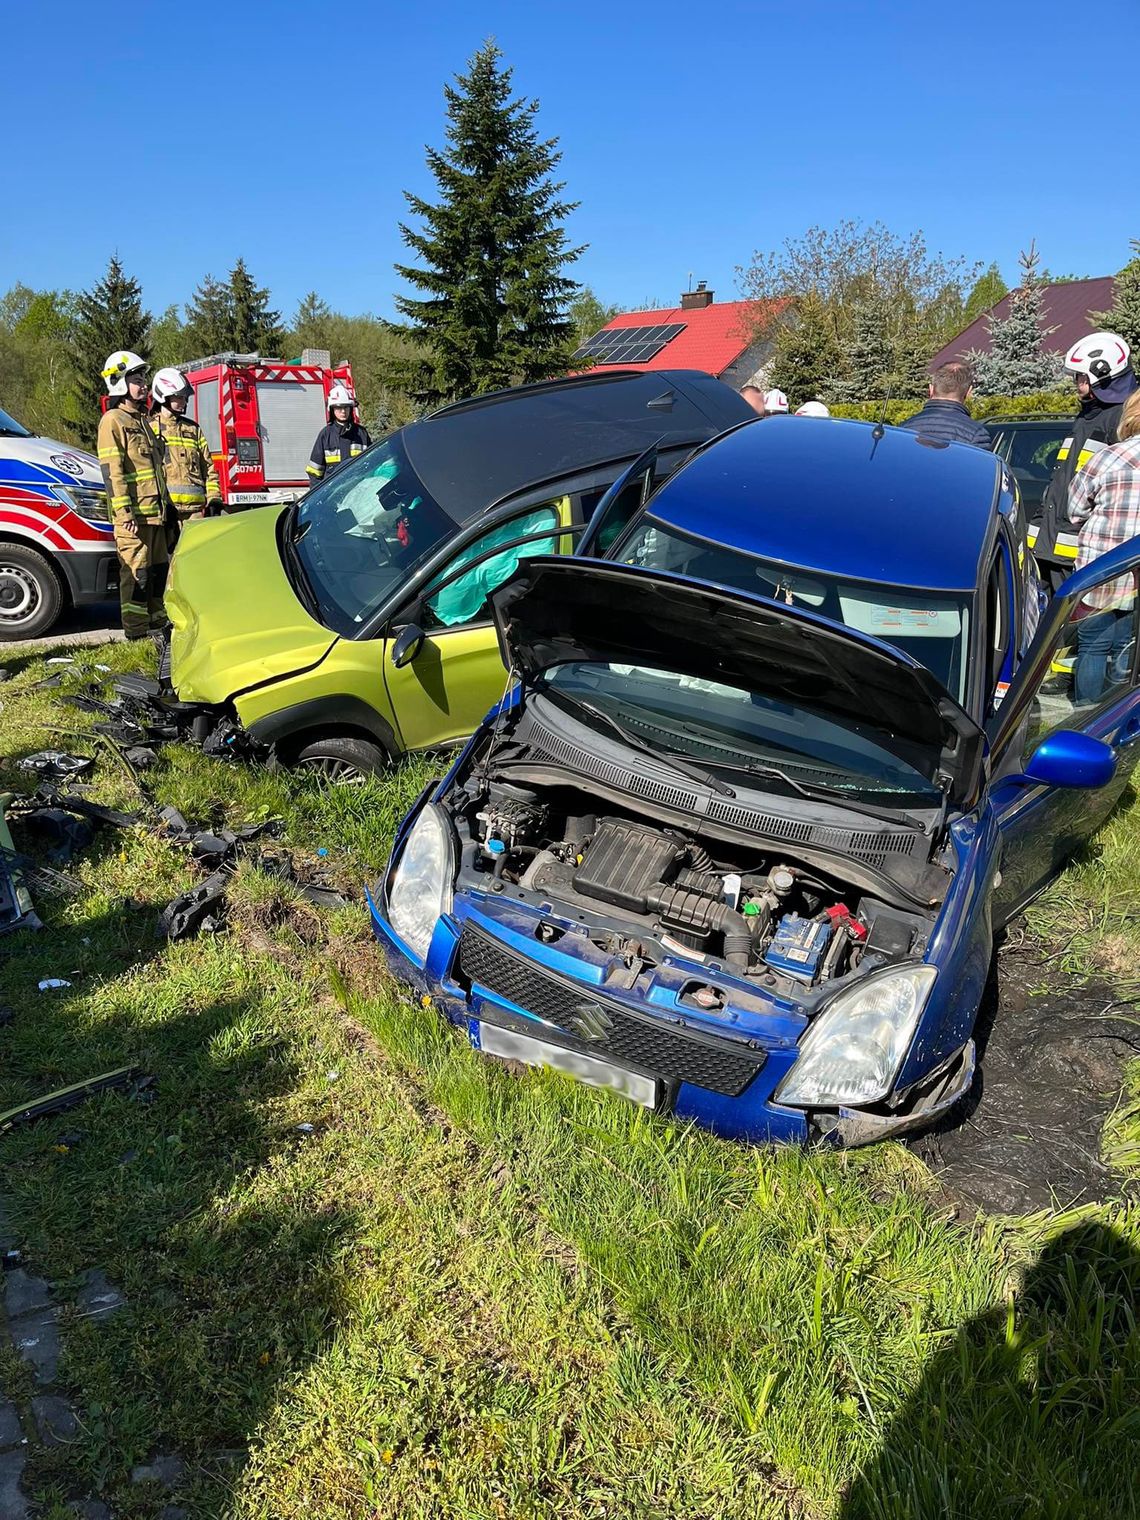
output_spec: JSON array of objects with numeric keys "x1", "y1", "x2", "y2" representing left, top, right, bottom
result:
[{"x1": 458, "y1": 924, "x2": 765, "y2": 1097}]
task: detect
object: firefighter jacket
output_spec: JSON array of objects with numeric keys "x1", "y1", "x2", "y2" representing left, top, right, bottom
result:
[
  {"x1": 97, "y1": 403, "x2": 165, "y2": 523},
  {"x1": 151, "y1": 411, "x2": 222, "y2": 516},
  {"x1": 306, "y1": 419, "x2": 371, "y2": 484},
  {"x1": 1038, "y1": 373, "x2": 1139, "y2": 562}
]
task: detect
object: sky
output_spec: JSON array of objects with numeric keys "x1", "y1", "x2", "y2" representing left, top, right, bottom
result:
[{"x1": 2, "y1": 0, "x2": 1139, "y2": 326}]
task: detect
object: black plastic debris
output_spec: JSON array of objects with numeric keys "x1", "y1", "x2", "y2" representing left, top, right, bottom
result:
[
  {"x1": 157, "y1": 869, "x2": 230, "y2": 941},
  {"x1": 0, "y1": 667, "x2": 11, "y2": 683},
  {"x1": 16, "y1": 808, "x2": 95, "y2": 864},
  {"x1": 46, "y1": 791, "x2": 141, "y2": 829},
  {"x1": 18, "y1": 752, "x2": 95, "y2": 780},
  {"x1": 0, "y1": 1066, "x2": 144, "y2": 1134},
  {"x1": 124, "y1": 746, "x2": 158, "y2": 769}
]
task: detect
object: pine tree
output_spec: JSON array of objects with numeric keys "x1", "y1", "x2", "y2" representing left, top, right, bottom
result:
[
  {"x1": 766, "y1": 293, "x2": 844, "y2": 409},
  {"x1": 1090, "y1": 240, "x2": 1140, "y2": 358},
  {"x1": 966, "y1": 244, "x2": 1063, "y2": 395},
  {"x1": 964, "y1": 262, "x2": 1009, "y2": 324},
  {"x1": 68, "y1": 256, "x2": 150, "y2": 445},
  {"x1": 829, "y1": 296, "x2": 893, "y2": 402},
  {"x1": 390, "y1": 41, "x2": 584, "y2": 405},
  {"x1": 229, "y1": 258, "x2": 283, "y2": 354},
  {"x1": 290, "y1": 292, "x2": 334, "y2": 355},
  {"x1": 183, "y1": 274, "x2": 233, "y2": 357}
]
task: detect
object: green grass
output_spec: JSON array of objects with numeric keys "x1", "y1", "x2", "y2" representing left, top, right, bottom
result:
[{"x1": 2, "y1": 639, "x2": 1140, "y2": 1518}]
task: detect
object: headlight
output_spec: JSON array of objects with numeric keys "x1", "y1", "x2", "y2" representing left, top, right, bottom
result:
[
  {"x1": 776, "y1": 963, "x2": 937, "y2": 1108},
  {"x1": 53, "y1": 486, "x2": 109, "y2": 521},
  {"x1": 386, "y1": 804, "x2": 453, "y2": 962}
]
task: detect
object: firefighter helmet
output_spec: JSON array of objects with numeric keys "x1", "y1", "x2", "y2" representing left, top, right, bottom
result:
[
  {"x1": 763, "y1": 388, "x2": 789, "y2": 413},
  {"x1": 795, "y1": 400, "x2": 831, "y2": 418},
  {"x1": 1064, "y1": 332, "x2": 1131, "y2": 383},
  {"x1": 102, "y1": 350, "x2": 148, "y2": 396},
  {"x1": 327, "y1": 383, "x2": 356, "y2": 413},
  {"x1": 151, "y1": 366, "x2": 192, "y2": 407}
]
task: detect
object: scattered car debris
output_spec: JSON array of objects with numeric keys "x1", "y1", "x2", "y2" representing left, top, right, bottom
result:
[
  {"x1": 0, "y1": 793, "x2": 42, "y2": 934},
  {"x1": 45, "y1": 657, "x2": 75, "y2": 666},
  {"x1": 37, "y1": 979, "x2": 72, "y2": 991},
  {"x1": 157, "y1": 869, "x2": 229, "y2": 942},
  {"x1": 17, "y1": 752, "x2": 95, "y2": 781},
  {"x1": 0, "y1": 667, "x2": 12, "y2": 683},
  {"x1": 15, "y1": 808, "x2": 94, "y2": 864},
  {"x1": 0, "y1": 1067, "x2": 147, "y2": 1135}
]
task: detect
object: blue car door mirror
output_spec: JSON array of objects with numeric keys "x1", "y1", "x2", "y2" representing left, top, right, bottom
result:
[{"x1": 1022, "y1": 730, "x2": 1117, "y2": 789}]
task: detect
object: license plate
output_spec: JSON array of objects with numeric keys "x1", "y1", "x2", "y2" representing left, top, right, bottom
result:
[{"x1": 477, "y1": 1022, "x2": 658, "y2": 1108}]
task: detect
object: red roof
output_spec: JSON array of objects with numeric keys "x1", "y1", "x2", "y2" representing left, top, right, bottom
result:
[
  {"x1": 579, "y1": 298, "x2": 782, "y2": 377},
  {"x1": 931, "y1": 276, "x2": 1115, "y2": 369}
]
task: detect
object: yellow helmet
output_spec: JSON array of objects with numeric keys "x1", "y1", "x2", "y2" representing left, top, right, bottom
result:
[{"x1": 101, "y1": 350, "x2": 147, "y2": 397}]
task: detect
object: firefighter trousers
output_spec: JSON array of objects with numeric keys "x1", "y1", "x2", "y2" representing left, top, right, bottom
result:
[{"x1": 114, "y1": 518, "x2": 170, "y2": 640}]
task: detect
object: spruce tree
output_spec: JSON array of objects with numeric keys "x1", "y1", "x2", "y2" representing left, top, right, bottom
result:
[
  {"x1": 830, "y1": 296, "x2": 893, "y2": 402},
  {"x1": 766, "y1": 293, "x2": 844, "y2": 409},
  {"x1": 391, "y1": 41, "x2": 583, "y2": 405},
  {"x1": 966, "y1": 244, "x2": 1063, "y2": 395},
  {"x1": 229, "y1": 258, "x2": 283, "y2": 354},
  {"x1": 1090, "y1": 240, "x2": 1140, "y2": 358},
  {"x1": 68, "y1": 256, "x2": 150, "y2": 445},
  {"x1": 183, "y1": 274, "x2": 233, "y2": 357}
]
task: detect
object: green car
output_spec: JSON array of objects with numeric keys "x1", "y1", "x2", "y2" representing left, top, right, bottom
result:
[{"x1": 166, "y1": 370, "x2": 753, "y2": 781}]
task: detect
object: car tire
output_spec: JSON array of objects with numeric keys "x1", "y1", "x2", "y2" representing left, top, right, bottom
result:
[
  {"x1": 0, "y1": 543, "x2": 65, "y2": 641},
  {"x1": 293, "y1": 735, "x2": 390, "y2": 785}
]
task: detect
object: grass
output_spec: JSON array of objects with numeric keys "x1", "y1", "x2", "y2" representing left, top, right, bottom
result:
[{"x1": 1, "y1": 638, "x2": 1140, "y2": 1518}]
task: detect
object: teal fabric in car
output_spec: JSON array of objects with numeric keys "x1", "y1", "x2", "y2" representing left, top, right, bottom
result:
[{"x1": 426, "y1": 508, "x2": 558, "y2": 627}]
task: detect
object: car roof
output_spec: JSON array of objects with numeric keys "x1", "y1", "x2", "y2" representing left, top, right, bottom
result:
[
  {"x1": 640, "y1": 417, "x2": 1004, "y2": 594},
  {"x1": 401, "y1": 369, "x2": 753, "y2": 521},
  {"x1": 983, "y1": 414, "x2": 1072, "y2": 425}
]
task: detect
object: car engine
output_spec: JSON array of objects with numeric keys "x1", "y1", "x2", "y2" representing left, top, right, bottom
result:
[{"x1": 451, "y1": 779, "x2": 929, "y2": 991}]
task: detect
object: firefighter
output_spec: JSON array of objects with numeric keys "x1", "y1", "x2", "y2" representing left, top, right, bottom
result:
[
  {"x1": 97, "y1": 350, "x2": 170, "y2": 641},
  {"x1": 150, "y1": 367, "x2": 222, "y2": 534},
  {"x1": 1038, "y1": 332, "x2": 1139, "y2": 586},
  {"x1": 306, "y1": 384, "x2": 371, "y2": 485}
]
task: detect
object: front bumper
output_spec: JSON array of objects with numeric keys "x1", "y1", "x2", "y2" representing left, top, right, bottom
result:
[
  {"x1": 368, "y1": 886, "x2": 968, "y2": 1148},
  {"x1": 56, "y1": 546, "x2": 118, "y2": 606}
]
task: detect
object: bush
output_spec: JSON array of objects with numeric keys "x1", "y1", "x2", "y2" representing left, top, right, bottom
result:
[{"x1": 829, "y1": 388, "x2": 1075, "y2": 425}]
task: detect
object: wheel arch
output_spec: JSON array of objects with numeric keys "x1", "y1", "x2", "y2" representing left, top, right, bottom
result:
[{"x1": 246, "y1": 694, "x2": 401, "y2": 763}]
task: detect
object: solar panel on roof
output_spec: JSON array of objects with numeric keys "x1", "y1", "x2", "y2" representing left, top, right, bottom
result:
[{"x1": 573, "y1": 321, "x2": 686, "y2": 365}]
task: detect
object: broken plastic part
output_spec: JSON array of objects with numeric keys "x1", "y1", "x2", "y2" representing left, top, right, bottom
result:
[
  {"x1": 157, "y1": 869, "x2": 230, "y2": 942},
  {"x1": 0, "y1": 1066, "x2": 144, "y2": 1134},
  {"x1": 17, "y1": 752, "x2": 95, "y2": 780}
]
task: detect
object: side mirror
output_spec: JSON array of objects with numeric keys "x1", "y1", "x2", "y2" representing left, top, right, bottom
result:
[
  {"x1": 391, "y1": 622, "x2": 425, "y2": 669},
  {"x1": 1022, "y1": 729, "x2": 1116, "y2": 790}
]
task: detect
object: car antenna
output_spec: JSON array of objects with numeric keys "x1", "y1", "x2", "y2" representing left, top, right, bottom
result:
[{"x1": 871, "y1": 378, "x2": 894, "y2": 442}]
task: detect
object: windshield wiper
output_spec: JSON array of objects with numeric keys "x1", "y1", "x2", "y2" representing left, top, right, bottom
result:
[
  {"x1": 545, "y1": 691, "x2": 736, "y2": 797},
  {"x1": 691, "y1": 754, "x2": 928, "y2": 832}
]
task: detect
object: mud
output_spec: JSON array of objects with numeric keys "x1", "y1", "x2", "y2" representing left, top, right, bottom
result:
[{"x1": 910, "y1": 944, "x2": 1140, "y2": 1215}]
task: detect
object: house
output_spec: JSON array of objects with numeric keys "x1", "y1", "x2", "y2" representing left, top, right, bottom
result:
[
  {"x1": 929, "y1": 276, "x2": 1116, "y2": 370},
  {"x1": 574, "y1": 284, "x2": 785, "y2": 388}
]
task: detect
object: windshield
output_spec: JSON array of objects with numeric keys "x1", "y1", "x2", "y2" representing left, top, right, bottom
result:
[
  {"x1": 0, "y1": 405, "x2": 32, "y2": 438},
  {"x1": 543, "y1": 661, "x2": 943, "y2": 804},
  {"x1": 616, "y1": 518, "x2": 972, "y2": 703},
  {"x1": 290, "y1": 431, "x2": 459, "y2": 635}
]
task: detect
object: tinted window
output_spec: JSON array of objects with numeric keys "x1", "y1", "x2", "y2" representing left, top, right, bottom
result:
[
  {"x1": 1007, "y1": 425, "x2": 1067, "y2": 479},
  {"x1": 1024, "y1": 572, "x2": 1138, "y2": 756},
  {"x1": 0, "y1": 405, "x2": 31, "y2": 438}
]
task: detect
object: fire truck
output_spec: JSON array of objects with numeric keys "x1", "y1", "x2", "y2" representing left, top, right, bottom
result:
[{"x1": 182, "y1": 350, "x2": 356, "y2": 509}]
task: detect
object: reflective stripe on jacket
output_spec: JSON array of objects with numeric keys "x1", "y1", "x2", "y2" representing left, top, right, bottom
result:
[
  {"x1": 151, "y1": 412, "x2": 221, "y2": 513},
  {"x1": 306, "y1": 420, "x2": 371, "y2": 483},
  {"x1": 97, "y1": 404, "x2": 165, "y2": 521}
]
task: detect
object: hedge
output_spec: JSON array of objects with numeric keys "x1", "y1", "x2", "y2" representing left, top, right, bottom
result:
[{"x1": 828, "y1": 389, "x2": 1076, "y2": 424}]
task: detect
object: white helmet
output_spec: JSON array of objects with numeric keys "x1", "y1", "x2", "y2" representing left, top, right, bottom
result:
[
  {"x1": 327, "y1": 383, "x2": 356, "y2": 412},
  {"x1": 1064, "y1": 331, "x2": 1131, "y2": 383},
  {"x1": 795, "y1": 400, "x2": 831, "y2": 418},
  {"x1": 101, "y1": 350, "x2": 147, "y2": 397},
  {"x1": 763, "y1": 388, "x2": 789, "y2": 413},
  {"x1": 151, "y1": 366, "x2": 191, "y2": 407}
]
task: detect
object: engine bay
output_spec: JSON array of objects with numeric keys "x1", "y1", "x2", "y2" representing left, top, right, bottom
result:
[{"x1": 448, "y1": 777, "x2": 932, "y2": 995}]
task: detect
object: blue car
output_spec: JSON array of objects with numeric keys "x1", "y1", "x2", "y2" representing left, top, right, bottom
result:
[{"x1": 369, "y1": 421, "x2": 1140, "y2": 1146}]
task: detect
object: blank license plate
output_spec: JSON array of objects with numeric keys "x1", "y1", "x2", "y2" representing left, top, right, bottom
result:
[{"x1": 477, "y1": 1022, "x2": 658, "y2": 1108}]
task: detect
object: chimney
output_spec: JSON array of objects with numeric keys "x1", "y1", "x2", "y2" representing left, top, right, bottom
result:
[{"x1": 680, "y1": 280, "x2": 713, "y2": 311}]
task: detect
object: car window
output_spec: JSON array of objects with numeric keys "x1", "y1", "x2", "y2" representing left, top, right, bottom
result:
[
  {"x1": 986, "y1": 547, "x2": 1013, "y2": 707},
  {"x1": 421, "y1": 505, "x2": 561, "y2": 630},
  {"x1": 1007, "y1": 426, "x2": 1067, "y2": 480},
  {"x1": 1023, "y1": 571, "x2": 1138, "y2": 757}
]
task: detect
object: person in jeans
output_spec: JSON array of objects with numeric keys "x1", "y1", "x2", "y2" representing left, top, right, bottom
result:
[
  {"x1": 1069, "y1": 390, "x2": 1140, "y2": 704},
  {"x1": 899, "y1": 362, "x2": 993, "y2": 449}
]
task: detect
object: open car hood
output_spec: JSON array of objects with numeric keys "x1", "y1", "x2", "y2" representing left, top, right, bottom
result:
[{"x1": 491, "y1": 559, "x2": 985, "y2": 808}]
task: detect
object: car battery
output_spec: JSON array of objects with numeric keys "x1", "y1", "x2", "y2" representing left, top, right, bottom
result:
[{"x1": 764, "y1": 913, "x2": 832, "y2": 983}]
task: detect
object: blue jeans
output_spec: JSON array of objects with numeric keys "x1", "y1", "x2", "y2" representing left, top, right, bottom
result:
[{"x1": 1075, "y1": 609, "x2": 1132, "y2": 705}]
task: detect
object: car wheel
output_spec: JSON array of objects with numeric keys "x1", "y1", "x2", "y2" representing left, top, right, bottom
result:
[
  {"x1": 293, "y1": 735, "x2": 389, "y2": 785},
  {"x1": 0, "y1": 543, "x2": 65, "y2": 641}
]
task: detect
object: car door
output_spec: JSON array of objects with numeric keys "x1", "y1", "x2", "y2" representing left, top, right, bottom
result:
[
  {"x1": 576, "y1": 445, "x2": 658, "y2": 558},
  {"x1": 380, "y1": 497, "x2": 571, "y2": 752},
  {"x1": 985, "y1": 551, "x2": 1140, "y2": 924}
]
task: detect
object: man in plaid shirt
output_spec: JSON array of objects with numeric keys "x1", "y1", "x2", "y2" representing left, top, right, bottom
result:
[{"x1": 1067, "y1": 391, "x2": 1140, "y2": 703}]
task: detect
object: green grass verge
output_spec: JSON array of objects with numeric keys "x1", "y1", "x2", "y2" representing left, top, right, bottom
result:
[{"x1": 1, "y1": 640, "x2": 1138, "y2": 1519}]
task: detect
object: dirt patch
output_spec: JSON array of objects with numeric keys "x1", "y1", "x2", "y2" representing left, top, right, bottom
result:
[{"x1": 911, "y1": 945, "x2": 1140, "y2": 1215}]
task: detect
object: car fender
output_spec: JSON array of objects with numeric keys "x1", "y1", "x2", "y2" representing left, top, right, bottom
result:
[
  {"x1": 895, "y1": 806, "x2": 1002, "y2": 1091},
  {"x1": 244, "y1": 694, "x2": 400, "y2": 759}
]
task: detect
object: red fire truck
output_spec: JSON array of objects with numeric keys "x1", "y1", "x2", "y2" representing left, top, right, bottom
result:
[{"x1": 182, "y1": 350, "x2": 356, "y2": 509}]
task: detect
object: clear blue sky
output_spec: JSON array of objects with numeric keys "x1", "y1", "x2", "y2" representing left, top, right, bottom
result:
[{"x1": 3, "y1": 0, "x2": 1138, "y2": 324}]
